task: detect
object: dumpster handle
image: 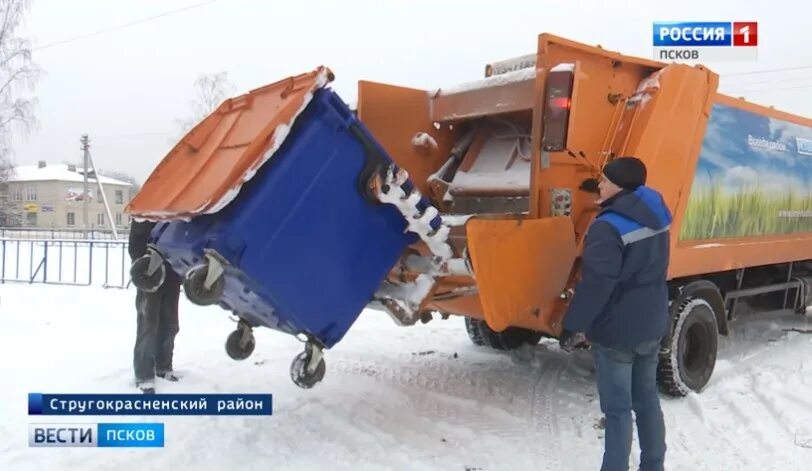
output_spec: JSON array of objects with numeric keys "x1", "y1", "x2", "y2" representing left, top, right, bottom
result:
[{"x1": 349, "y1": 123, "x2": 390, "y2": 206}]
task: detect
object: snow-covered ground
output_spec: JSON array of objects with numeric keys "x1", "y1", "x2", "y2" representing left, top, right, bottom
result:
[{"x1": 1, "y1": 283, "x2": 810, "y2": 470}]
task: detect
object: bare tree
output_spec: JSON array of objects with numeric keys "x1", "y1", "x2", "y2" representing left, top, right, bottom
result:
[
  {"x1": 174, "y1": 71, "x2": 235, "y2": 135},
  {"x1": 0, "y1": 0, "x2": 38, "y2": 226}
]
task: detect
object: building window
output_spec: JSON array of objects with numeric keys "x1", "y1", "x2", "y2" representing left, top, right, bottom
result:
[
  {"x1": 115, "y1": 190, "x2": 124, "y2": 204},
  {"x1": 97, "y1": 213, "x2": 105, "y2": 226},
  {"x1": 25, "y1": 212, "x2": 37, "y2": 226},
  {"x1": 26, "y1": 186, "x2": 36, "y2": 201},
  {"x1": 13, "y1": 187, "x2": 23, "y2": 201},
  {"x1": 116, "y1": 213, "x2": 122, "y2": 226},
  {"x1": 67, "y1": 213, "x2": 75, "y2": 226}
]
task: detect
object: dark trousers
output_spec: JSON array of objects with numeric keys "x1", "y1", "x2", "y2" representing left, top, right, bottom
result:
[{"x1": 133, "y1": 282, "x2": 180, "y2": 382}]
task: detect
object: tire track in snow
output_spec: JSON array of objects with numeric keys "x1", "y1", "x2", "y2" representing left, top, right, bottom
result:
[
  {"x1": 714, "y1": 388, "x2": 785, "y2": 469},
  {"x1": 678, "y1": 393, "x2": 751, "y2": 469},
  {"x1": 779, "y1": 389, "x2": 812, "y2": 411},
  {"x1": 272, "y1": 399, "x2": 386, "y2": 470},
  {"x1": 664, "y1": 394, "x2": 746, "y2": 471},
  {"x1": 330, "y1": 344, "x2": 598, "y2": 466},
  {"x1": 747, "y1": 370, "x2": 799, "y2": 439},
  {"x1": 528, "y1": 355, "x2": 567, "y2": 470},
  {"x1": 331, "y1": 355, "x2": 520, "y2": 404},
  {"x1": 330, "y1": 355, "x2": 537, "y2": 443}
]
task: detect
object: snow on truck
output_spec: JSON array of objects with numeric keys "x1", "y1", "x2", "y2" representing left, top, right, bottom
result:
[{"x1": 125, "y1": 32, "x2": 812, "y2": 395}]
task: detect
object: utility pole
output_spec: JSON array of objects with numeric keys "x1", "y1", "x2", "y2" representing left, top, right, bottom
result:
[
  {"x1": 81, "y1": 135, "x2": 90, "y2": 238},
  {"x1": 85, "y1": 141, "x2": 119, "y2": 240}
]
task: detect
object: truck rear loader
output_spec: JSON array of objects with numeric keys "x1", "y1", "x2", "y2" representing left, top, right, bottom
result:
[
  {"x1": 355, "y1": 32, "x2": 812, "y2": 397},
  {"x1": 127, "y1": 32, "x2": 812, "y2": 394}
]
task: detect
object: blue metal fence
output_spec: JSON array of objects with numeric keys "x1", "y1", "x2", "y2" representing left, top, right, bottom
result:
[
  {"x1": 0, "y1": 238, "x2": 131, "y2": 288},
  {"x1": 0, "y1": 227, "x2": 129, "y2": 240}
]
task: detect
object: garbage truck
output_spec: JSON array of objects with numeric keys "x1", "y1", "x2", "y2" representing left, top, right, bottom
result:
[{"x1": 126, "y1": 32, "x2": 812, "y2": 396}]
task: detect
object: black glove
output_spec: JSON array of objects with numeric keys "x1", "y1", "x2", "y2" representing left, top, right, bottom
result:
[{"x1": 559, "y1": 329, "x2": 587, "y2": 352}]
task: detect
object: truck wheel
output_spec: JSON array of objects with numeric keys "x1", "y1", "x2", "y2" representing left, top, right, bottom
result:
[
  {"x1": 657, "y1": 298, "x2": 718, "y2": 397},
  {"x1": 464, "y1": 317, "x2": 542, "y2": 350},
  {"x1": 464, "y1": 317, "x2": 487, "y2": 346}
]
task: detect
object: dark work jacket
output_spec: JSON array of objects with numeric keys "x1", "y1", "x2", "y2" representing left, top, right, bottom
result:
[
  {"x1": 128, "y1": 219, "x2": 155, "y2": 262},
  {"x1": 128, "y1": 219, "x2": 180, "y2": 286},
  {"x1": 563, "y1": 186, "x2": 673, "y2": 350}
]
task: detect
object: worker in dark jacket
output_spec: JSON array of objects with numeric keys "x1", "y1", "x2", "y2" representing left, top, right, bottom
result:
[
  {"x1": 560, "y1": 157, "x2": 671, "y2": 471},
  {"x1": 129, "y1": 219, "x2": 181, "y2": 394}
]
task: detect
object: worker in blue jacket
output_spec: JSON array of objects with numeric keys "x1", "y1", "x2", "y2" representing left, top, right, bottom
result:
[{"x1": 560, "y1": 156, "x2": 672, "y2": 471}]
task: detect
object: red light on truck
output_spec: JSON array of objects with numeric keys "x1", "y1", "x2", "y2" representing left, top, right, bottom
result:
[
  {"x1": 548, "y1": 97, "x2": 571, "y2": 110},
  {"x1": 542, "y1": 64, "x2": 575, "y2": 152}
]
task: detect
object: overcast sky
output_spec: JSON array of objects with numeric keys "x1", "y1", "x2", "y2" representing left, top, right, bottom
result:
[{"x1": 12, "y1": 0, "x2": 810, "y2": 183}]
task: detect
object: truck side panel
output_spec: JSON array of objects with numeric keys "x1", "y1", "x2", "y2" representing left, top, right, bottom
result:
[
  {"x1": 669, "y1": 95, "x2": 812, "y2": 279},
  {"x1": 680, "y1": 102, "x2": 812, "y2": 241}
]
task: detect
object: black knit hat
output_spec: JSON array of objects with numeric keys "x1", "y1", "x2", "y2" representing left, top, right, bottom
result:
[{"x1": 602, "y1": 157, "x2": 647, "y2": 190}]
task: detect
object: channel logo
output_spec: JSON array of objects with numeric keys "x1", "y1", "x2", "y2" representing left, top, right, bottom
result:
[
  {"x1": 652, "y1": 21, "x2": 758, "y2": 62},
  {"x1": 29, "y1": 423, "x2": 164, "y2": 448},
  {"x1": 732, "y1": 22, "x2": 758, "y2": 46}
]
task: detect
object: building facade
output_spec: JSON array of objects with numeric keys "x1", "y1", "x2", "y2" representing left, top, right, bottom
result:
[{"x1": 5, "y1": 161, "x2": 133, "y2": 230}]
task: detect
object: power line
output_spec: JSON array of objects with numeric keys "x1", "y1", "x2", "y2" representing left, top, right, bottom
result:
[
  {"x1": 33, "y1": 0, "x2": 221, "y2": 51},
  {"x1": 722, "y1": 65, "x2": 812, "y2": 77},
  {"x1": 720, "y1": 76, "x2": 811, "y2": 87},
  {"x1": 723, "y1": 84, "x2": 812, "y2": 94}
]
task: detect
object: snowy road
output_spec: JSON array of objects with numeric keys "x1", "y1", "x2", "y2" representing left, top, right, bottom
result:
[{"x1": 1, "y1": 284, "x2": 810, "y2": 470}]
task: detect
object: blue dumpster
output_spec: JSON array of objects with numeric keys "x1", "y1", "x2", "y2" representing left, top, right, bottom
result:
[{"x1": 136, "y1": 85, "x2": 442, "y2": 388}]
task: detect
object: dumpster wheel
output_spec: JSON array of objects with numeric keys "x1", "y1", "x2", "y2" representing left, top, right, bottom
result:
[
  {"x1": 225, "y1": 322, "x2": 255, "y2": 360},
  {"x1": 130, "y1": 248, "x2": 166, "y2": 293},
  {"x1": 183, "y1": 261, "x2": 225, "y2": 306},
  {"x1": 290, "y1": 342, "x2": 326, "y2": 389}
]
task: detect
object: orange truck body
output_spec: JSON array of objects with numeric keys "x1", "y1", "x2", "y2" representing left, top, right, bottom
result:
[{"x1": 356, "y1": 32, "x2": 812, "y2": 336}]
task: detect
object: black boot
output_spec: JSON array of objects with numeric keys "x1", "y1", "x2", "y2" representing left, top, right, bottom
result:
[
  {"x1": 136, "y1": 379, "x2": 156, "y2": 394},
  {"x1": 157, "y1": 370, "x2": 180, "y2": 382}
]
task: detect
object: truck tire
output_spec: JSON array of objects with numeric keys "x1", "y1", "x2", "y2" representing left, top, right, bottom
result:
[
  {"x1": 657, "y1": 298, "x2": 718, "y2": 397},
  {"x1": 464, "y1": 317, "x2": 542, "y2": 350},
  {"x1": 464, "y1": 317, "x2": 487, "y2": 346}
]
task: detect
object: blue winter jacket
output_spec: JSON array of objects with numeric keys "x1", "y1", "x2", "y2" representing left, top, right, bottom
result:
[{"x1": 562, "y1": 186, "x2": 673, "y2": 350}]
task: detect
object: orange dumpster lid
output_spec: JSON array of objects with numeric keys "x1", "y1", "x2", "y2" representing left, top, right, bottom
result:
[{"x1": 125, "y1": 66, "x2": 335, "y2": 221}]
